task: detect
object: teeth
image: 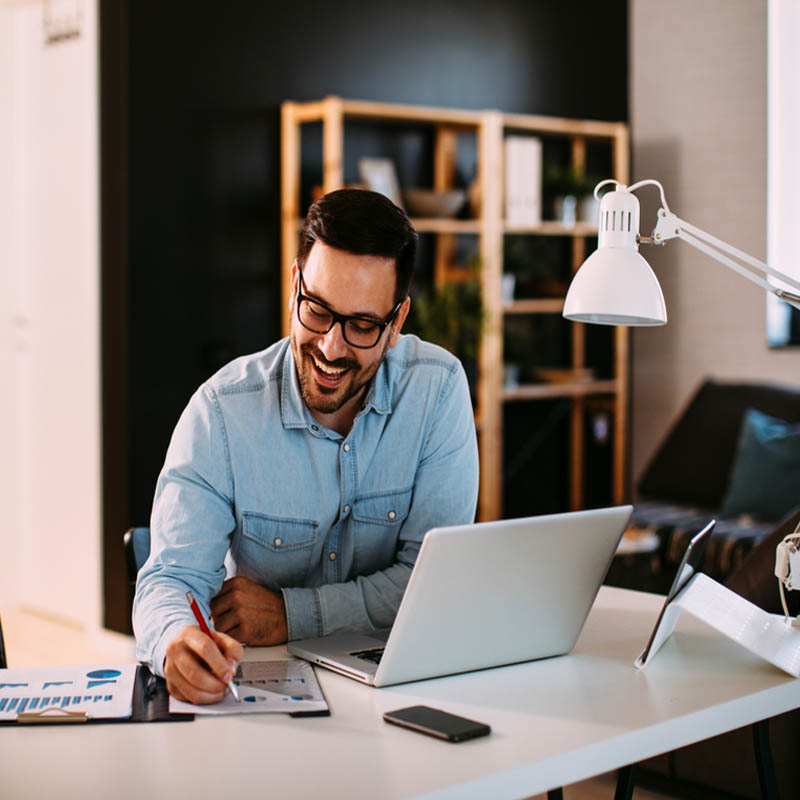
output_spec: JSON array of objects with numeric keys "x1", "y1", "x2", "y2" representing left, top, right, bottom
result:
[{"x1": 312, "y1": 354, "x2": 346, "y2": 377}]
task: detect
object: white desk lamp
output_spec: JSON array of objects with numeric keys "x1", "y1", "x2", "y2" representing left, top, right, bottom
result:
[
  {"x1": 563, "y1": 178, "x2": 800, "y2": 624},
  {"x1": 562, "y1": 178, "x2": 800, "y2": 325}
]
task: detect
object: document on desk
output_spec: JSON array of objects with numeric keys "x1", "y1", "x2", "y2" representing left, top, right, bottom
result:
[
  {"x1": 0, "y1": 664, "x2": 137, "y2": 721},
  {"x1": 169, "y1": 659, "x2": 328, "y2": 715}
]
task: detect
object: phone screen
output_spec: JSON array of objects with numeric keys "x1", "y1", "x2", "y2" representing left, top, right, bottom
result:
[{"x1": 383, "y1": 705, "x2": 491, "y2": 742}]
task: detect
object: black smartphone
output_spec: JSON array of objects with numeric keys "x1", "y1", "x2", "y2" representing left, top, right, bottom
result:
[{"x1": 383, "y1": 705, "x2": 491, "y2": 742}]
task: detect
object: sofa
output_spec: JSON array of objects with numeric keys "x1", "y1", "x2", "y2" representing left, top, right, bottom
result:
[
  {"x1": 608, "y1": 377, "x2": 800, "y2": 596},
  {"x1": 609, "y1": 377, "x2": 800, "y2": 799}
]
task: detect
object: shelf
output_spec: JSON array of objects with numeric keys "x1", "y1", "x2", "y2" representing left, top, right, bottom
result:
[
  {"x1": 504, "y1": 298, "x2": 564, "y2": 314},
  {"x1": 411, "y1": 218, "x2": 481, "y2": 234},
  {"x1": 296, "y1": 218, "x2": 596, "y2": 238},
  {"x1": 502, "y1": 379, "x2": 619, "y2": 402},
  {"x1": 504, "y1": 221, "x2": 597, "y2": 236},
  {"x1": 282, "y1": 97, "x2": 629, "y2": 521}
]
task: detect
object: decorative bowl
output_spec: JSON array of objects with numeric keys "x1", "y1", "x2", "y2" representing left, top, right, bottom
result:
[{"x1": 402, "y1": 189, "x2": 466, "y2": 218}]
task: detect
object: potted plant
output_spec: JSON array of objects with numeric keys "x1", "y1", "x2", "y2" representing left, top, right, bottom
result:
[
  {"x1": 543, "y1": 166, "x2": 601, "y2": 224},
  {"x1": 405, "y1": 267, "x2": 484, "y2": 403}
]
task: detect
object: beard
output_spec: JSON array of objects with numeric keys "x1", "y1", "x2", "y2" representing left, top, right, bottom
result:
[{"x1": 292, "y1": 335, "x2": 390, "y2": 416}]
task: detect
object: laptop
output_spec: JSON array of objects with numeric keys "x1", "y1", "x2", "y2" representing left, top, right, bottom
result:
[{"x1": 288, "y1": 505, "x2": 633, "y2": 687}]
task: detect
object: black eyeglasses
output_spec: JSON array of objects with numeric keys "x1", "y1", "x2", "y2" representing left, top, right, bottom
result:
[{"x1": 296, "y1": 268, "x2": 402, "y2": 349}]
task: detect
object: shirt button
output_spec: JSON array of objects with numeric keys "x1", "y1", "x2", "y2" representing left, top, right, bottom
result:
[
  {"x1": 311, "y1": 424, "x2": 319, "y2": 432},
  {"x1": 343, "y1": 443, "x2": 350, "y2": 452},
  {"x1": 329, "y1": 552, "x2": 337, "y2": 561},
  {"x1": 274, "y1": 538, "x2": 282, "y2": 547},
  {"x1": 388, "y1": 511, "x2": 396, "y2": 520},
  {"x1": 343, "y1": 505, "x2": 350, "y2": 514}
]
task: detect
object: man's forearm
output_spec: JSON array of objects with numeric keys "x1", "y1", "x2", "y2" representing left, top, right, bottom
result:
[{"x1": 282, "y1": 552, "x2": 417, "y2": 640}]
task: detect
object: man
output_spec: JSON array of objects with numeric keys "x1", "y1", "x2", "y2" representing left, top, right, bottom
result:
[{"x1": 134, "y1": 189, "x2": 479, "y2": 703}]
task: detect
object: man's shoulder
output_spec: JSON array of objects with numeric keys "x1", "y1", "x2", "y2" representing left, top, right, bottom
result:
[
  {"x1": 387, "y1": 334, "x2": 461, "y2": 374},
  {"x1": 204, "y1": 339, "x2": 289, "y2": 397}
]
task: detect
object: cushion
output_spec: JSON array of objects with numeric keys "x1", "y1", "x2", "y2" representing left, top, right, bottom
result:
[
  {"x1": 638, "y1": 378, "x2": 800, "y2": 508},
  {"x1": 720, "y1": 408, "x2": 800, "y2": 519}
]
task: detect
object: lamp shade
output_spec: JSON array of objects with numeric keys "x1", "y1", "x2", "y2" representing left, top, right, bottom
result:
[
  {"x1": 563, "y1": 247, "x2": 667, "y2": 326},
  {"x1": 563, "y1": 184, "x2": 667, "y2": 326}
]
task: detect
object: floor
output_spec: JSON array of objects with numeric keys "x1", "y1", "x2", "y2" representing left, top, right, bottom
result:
[{"x1": 1, "y1": 607, "x2": 681, "y2": 799}]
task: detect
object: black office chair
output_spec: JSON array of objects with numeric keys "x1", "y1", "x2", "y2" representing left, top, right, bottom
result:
[{"x1": 123, "y1": 527, "x2": 151, "y2": 585}]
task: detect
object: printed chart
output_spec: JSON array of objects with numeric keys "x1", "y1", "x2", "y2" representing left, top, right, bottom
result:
[
  {"x1": 0, "y1": 664, "x2": 136, "y2": 721},
  {"x1": 169, "y1": 659, "x2": 328, "y2": 715}
]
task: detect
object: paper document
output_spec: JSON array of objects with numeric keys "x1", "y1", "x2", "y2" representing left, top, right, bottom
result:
[
  {"x1": 169, "y1": 659, "x2": 328, "y2": 715},
  {"x1": 0, "y1": 664, "x2": 137, "y2": 720}
]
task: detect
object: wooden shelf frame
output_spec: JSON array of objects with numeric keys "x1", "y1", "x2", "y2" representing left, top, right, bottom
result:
[{"x1": 281, "y1": 96, "x2": 630, "y2": 521}]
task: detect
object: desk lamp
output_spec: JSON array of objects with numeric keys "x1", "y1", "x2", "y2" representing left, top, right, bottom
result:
[
  {"x1": 562, "y1": 178, "x2": 800, "y2": 325},
  {"x1": 563, "y1": 178, "x2": 800, "y2": 624}
]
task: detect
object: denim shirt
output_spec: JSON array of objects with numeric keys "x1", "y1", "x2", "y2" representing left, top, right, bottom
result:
[{"x1": 133, "y1": 334, "x2": 479, "y2": 674}]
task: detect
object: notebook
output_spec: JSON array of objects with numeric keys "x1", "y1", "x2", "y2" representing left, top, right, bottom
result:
[{"x1": 288, "y1": 505, "x2": 632, "y2": 687}]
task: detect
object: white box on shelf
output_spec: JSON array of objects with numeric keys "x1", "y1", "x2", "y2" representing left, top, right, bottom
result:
[{"x1": 504, "y1": 136, "x2": 542, "y2": 225}]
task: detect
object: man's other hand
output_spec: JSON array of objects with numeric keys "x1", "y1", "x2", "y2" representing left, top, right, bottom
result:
[
  {"x1": 164, "y1": 626, "x2": 243, "y2": 704},
  {"x1": 211, "y1": 576, "x2": 288, "y2": 645}
]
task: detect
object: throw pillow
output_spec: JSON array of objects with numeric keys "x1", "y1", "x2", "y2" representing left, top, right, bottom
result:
[{"x1": 720, "y1": 408, "x2": 800, "y2": 519}]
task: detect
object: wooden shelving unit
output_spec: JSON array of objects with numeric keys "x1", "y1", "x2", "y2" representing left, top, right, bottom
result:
[{"x1": 281, "y1": 96, "x2": 629, "y2": 521}]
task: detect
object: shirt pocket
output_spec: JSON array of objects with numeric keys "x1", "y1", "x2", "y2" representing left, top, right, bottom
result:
[
  {"x1": 351, "y1": 487, "x2": 413, "y2": 574},
  {"x1": 237, "y1": 511, "x2": 319, "y2": 588}
]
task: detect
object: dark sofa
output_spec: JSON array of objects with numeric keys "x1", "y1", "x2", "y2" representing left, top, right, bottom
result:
[{"x1": 610, "y1": 377, "x2": 800, "y2": 595}]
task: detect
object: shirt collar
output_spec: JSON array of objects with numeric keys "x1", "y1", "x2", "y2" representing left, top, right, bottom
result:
[{"x1": 280, "y1": 338, "x2": 392, "y2": 431}]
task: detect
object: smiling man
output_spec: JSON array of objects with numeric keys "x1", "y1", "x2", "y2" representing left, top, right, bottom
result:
[{"x1": 133, "y1": 189, "x2": 479, "y2": 703}]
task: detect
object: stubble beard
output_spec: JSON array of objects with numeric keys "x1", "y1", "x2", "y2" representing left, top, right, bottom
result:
[{"x1": 292, "y1": 335, "x2": 390, "y2": 416}]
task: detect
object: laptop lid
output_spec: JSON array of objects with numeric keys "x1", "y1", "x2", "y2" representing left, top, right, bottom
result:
[{"x1": 289, "y1": 505, "x2": 632, "y2": 687}]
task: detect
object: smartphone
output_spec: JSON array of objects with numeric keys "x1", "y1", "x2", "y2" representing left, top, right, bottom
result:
[{"x1": 383, "y1": 705, "x2": 491, "y2": 742}]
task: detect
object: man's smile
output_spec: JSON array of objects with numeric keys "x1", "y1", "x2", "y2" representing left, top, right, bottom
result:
[{"x1": 307, "y1": 349, "x2": 357, "y2": 389}]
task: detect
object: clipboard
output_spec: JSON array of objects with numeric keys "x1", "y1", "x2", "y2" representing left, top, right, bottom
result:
[{"x1": 1, "y1": 664, "x2": 193, "y2": 726}]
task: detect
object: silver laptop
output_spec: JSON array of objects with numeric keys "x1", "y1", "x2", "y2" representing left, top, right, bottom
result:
[{"x1": 288, "y1": 505, "x2": 632, "y2": 687}]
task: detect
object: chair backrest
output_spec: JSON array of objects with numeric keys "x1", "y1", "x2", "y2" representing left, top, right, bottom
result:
[{"x1": 123, "y1": 527, "x2": 151, "y2": 585}]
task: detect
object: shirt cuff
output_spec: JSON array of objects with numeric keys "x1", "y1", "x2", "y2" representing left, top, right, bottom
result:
[
  {"x1": 282, "y1": 586, "x2": 323, "y2": 640},
  {"x1": 146, "y1": 618, "x2": 192, "y2": 679}
]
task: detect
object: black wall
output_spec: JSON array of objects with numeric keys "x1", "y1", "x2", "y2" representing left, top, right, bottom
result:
[{"x1": 103, "y1": 0, "x2": 628, "y2": 630}]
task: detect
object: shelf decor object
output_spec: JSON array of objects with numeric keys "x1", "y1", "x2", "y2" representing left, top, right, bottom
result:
[
  {"x1": 282, "y1": 97, "x2": 629, "y2": 520},
  {"x1": 563, "y1": 178, "x2": 800, "y2": 326}
]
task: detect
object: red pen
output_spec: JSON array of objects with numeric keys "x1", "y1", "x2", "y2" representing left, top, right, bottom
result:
[{"x1": 185, "y1": 590, "x2": 240, "y2": 701}]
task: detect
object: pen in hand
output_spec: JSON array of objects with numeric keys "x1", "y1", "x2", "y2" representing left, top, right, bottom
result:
[{"x1": 185, "y1": 590, "x2": 241, "y2": 702}]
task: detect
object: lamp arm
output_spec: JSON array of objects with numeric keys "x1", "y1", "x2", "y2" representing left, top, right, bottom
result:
[{"x1": 651, "y1": 209, "x2": 800, "y2": 310}]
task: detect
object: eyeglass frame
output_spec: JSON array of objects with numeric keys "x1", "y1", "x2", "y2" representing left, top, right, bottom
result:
[{"x1": 295, "y1": 266, "x2": 403, "y2": 349}]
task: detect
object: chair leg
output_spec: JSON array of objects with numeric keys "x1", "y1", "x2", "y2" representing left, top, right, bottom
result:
[
  {"x1": 752, "y1": 719, "x2": 779, "y2": 800},
  {"x1": 614, "y1": 763, "x2": 637, "y2": 800}
]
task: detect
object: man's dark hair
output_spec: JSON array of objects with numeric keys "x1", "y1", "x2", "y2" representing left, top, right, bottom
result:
[{"x1": 297, "y1": 189, "x2": 418, "y2": 306}]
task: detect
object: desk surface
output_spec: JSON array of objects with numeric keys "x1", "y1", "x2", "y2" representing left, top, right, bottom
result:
[{"x1": 5, "y1": 586, "x2": 800, "y2": 800}]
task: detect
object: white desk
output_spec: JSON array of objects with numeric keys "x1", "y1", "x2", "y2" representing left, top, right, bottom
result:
[{"x1": 5, "y1": 586, "x2": 800, "y2": 799}]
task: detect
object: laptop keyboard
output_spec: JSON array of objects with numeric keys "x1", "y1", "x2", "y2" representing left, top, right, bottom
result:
[{"x1": 350, "y1": 647, "x2": 385, "y2": 665}]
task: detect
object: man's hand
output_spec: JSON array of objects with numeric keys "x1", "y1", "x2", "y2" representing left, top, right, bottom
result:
[
  {"x1": 164, "y1": 625, "x2": 243, "y2": 704},
  {"x1": 210, "y1": 576, "x2": 288, "y2": 646}
]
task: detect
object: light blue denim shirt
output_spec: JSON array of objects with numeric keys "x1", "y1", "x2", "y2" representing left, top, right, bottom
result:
[{"x1": 133, "y1": 334, "x2": 479, "y2": 674}]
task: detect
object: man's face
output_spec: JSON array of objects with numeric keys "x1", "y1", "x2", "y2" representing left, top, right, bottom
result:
[{"x1": 289, "y1": 241, "x2": 410, "y2": 430}]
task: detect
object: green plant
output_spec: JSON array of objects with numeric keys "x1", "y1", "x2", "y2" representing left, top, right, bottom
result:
[
  {"x1": 406, "y1": 270, "x2": 484, "y2": 362},
  {"x1": 544, "y1": 166, "x2": 599, "y2": 198}
]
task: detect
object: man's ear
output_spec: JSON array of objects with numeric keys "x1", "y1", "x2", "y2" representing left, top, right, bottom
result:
[{"x1": 388, "y1": 297, "x2": 411, "y2": 349}]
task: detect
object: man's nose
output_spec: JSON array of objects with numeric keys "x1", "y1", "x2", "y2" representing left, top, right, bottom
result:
[{"x1": 317, "y1": 321, "x2": 349, "y2": 360}]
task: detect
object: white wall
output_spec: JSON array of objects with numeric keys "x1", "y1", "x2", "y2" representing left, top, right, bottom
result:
[
  {"x1": 629, "y1": 0, "x2": 800, "y2": 482},
  {"x1": 0, "y1": 0, "x2": 102, "y2": 629}
]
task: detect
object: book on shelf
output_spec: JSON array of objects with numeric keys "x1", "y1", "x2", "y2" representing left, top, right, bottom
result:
[{"x1": 504, "y1": 136, "x2": 542, "y2": 226}]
